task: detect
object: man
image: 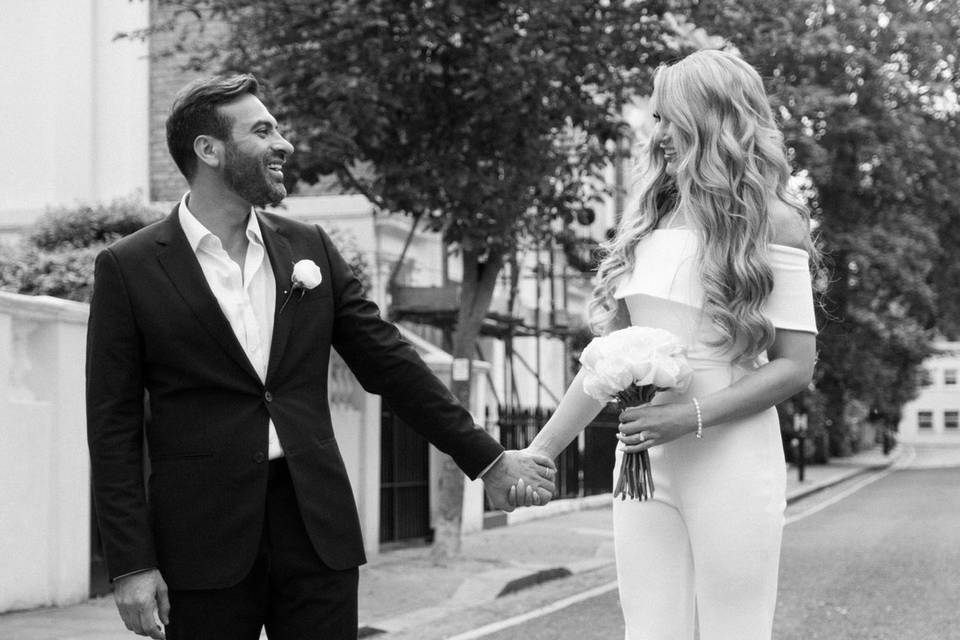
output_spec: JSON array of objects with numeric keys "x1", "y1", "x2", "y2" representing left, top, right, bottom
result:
[{"x1": 86, "y1": 74, "x2": 555, "y2": 640}]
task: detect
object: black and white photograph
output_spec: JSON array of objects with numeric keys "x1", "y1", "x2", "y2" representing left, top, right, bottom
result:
[{"x1": 2, "y1": 1, "x2": 960, "y2": 639}]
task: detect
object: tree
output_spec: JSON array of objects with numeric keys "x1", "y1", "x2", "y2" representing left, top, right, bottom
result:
[
  {"x1": 688, "y1": 0, "x2": 960, "y2": 452},
  {"x1": 138, "y1": 0, "x2": 690, "y2": 557}
]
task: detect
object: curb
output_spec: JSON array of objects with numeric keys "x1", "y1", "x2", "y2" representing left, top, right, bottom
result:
[
  {"x1": 358, "y1": 560, "x2": 606, "y2": 637},
  {"x1": 497, "y1": 567, "x2": 573, "y2": 597},
  {"x1": 785, "y1": 464, "x2": 887, "y2": 504},
  {"x1": 785, "y1": 448, "x2": 902, "y2": 505},
  {"x1": 358, "y1": 496, "x2": 615, "y2": 636}
]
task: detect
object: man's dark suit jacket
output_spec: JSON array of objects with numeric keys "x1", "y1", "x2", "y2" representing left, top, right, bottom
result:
[{"x1": 86, "y1": 207, "x2": 504, "y2": 590}]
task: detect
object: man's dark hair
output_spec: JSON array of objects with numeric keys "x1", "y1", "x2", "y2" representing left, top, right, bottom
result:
[{"x1": 166, "y1": 74, "x2": 260, "y2": 181}]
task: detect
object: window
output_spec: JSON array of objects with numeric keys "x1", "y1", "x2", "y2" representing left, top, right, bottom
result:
[
  {"x1": 945, "y1": 369, "x2": 957, "y2": 386},
  {"x1": 918, "y1": 411, "x2": 934, "y2": 430},
  {"x1": 946, "y1": 411, "x2": 959, "y2": 430},
  {"x1": 920, "y1": 368, "x2": 934, "y2": 387}
]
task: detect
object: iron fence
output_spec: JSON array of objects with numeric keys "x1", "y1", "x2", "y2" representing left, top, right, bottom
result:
[{"x1": 490, "y1": 404, "x2": 620, "y2": 505}]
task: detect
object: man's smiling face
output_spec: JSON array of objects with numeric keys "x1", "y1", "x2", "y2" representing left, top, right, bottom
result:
[{"x1": 218, "y1": 93, "x2": 294, "y2": 206}]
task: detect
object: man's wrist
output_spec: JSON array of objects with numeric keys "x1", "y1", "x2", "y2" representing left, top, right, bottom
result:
[
  {"x1": 477, "y1": 451, "x2": 505, "y2": 479},
  {"x1": 113, "y1": 567, "x2": 157, "y2": 583}
]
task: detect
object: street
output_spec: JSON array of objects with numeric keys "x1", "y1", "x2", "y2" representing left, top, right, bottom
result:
[
  {"x1": 774, "y1": 465, "x2": 960, "y2": 638},
  {"x1": 3, "y1": 446, "x2": 956, "y2": 640},
  {"x1": 395, "y1": 446, "x2": 960, "y2": 640}
]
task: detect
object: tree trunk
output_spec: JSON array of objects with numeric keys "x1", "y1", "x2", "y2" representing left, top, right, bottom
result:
[{"x1": 430, "y1": 245, "x2": 504, "y2": 562}]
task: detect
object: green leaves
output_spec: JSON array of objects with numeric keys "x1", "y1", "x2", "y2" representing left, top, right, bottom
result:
[
  {"x1": 0, "y1": 196, "x2": 165, "y2": 302},
  {"x1": 691, "y1": 0, "x2": 960, "y2": 445},
  {"x1": 152, "y1": 0, "x2": 683, "y2": 251}
]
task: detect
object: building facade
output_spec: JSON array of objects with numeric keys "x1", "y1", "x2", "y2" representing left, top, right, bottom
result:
[
  {"x1": 898, "y1": 341, "x2": 960, "y2": 443},
  {"x1": 0, "y1": 0, "x2": 150, "y2": 242}
]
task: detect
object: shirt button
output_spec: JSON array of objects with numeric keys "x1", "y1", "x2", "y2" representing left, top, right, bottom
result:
[
  {"x1": 253, "y1": 452, "x2": 266, "y2": 463},
  {"x1": 264, "y1": 390, "x2": 273, "y2": 403}
]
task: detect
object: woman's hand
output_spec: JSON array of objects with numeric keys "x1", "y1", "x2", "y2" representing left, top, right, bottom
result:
[
  {"x1": 508, "y1": 447, "x2": 556, "y2": 507},
  {"x1": 617, "y1": 401, "x2": 697, "y2": 452}
]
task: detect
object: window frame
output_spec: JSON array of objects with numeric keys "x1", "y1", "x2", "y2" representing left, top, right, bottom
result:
[{"x1": 945, "y1": 411, "x2": 959, "y2": 430}]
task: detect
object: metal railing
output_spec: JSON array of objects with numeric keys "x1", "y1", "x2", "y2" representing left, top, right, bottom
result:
[{"x1": 491, "y1": 404, "x2": 620, "y2": 504}]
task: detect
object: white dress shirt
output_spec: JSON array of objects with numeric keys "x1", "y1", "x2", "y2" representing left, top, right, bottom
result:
[{"x1": 178, "y1": 194, "x2": 284, "y2": 459}]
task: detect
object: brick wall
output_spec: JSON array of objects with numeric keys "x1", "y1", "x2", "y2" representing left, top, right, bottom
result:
[
  {"x1": 146, "y1": 3, "x2": 348, "y2": 201},
  {"x1": 148, "y1": 3, "x2": 230, "y2": 202}
]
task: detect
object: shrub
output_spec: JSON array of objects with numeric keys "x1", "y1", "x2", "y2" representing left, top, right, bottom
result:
[
  {"x1": 2, "y1": 244, "x2": 102, "y2": 302},
  {"x1": 0, "y1": 196, "x2": 165, "y2": 302},
  {"x1": 0, "y1": 197, "x2": 373, "y2": 303},
  {"x1": 28, "y1": 195, "x2": 164, "y2": 251}
]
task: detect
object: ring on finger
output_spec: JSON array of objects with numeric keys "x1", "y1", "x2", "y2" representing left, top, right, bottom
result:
[{"x1": 638, "y1": 432, "x2": 646, "y2": 443}]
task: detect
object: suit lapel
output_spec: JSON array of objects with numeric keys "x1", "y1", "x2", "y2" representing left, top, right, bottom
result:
[
  {"x1": 154, "y1": 208, "x2": 262, "y2": 382},
  {"x1": 259, "y1": 212, "x2": 296, "y2": 381}
]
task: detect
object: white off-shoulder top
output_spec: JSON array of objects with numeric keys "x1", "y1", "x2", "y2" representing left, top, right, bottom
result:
[{"x1": 613, "y1": 229, "x2": 816, "y2": 366}]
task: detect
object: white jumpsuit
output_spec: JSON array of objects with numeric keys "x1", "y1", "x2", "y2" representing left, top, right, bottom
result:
[{"x1": 611, "y1": 229, "x2": 817, "y2": 640}]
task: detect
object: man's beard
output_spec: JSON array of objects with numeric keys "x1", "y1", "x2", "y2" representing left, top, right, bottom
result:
[{"x1": 223, "y1": 142, "x2": 287, "y2": 207}]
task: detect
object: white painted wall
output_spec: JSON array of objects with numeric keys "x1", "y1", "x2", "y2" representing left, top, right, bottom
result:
[
  {"x1": 0, "y1": 289, "x2": 471, "y2": 610},
  {"x1": 898, "y1": 341, "x2": 960, "y2": 444},
  {"x1": 0, "y1": 0, "x2": 150, "y2": 235},
  {"x1": 327, "y1": 350, "x2": 382, "y2": 558},
  {"x1": 0, "y1": 293, "x2": 90, "y2": 612}
]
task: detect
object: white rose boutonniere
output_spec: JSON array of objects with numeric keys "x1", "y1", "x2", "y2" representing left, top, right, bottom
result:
[
  {"x1": 292, "y1": 259, "x2": 323, "y2": 289},
  {"x1": 280, "y1": 259, "x2": 323, "y2": 314}
]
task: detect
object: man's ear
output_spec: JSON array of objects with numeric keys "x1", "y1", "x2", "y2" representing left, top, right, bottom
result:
[{"x1": 193, "y1": 135, "x2": 222, "y2": 170}]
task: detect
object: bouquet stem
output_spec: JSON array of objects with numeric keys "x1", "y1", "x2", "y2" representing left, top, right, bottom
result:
[{"x1": 614, "y1": 384, "x2": 658, "y2": 501}]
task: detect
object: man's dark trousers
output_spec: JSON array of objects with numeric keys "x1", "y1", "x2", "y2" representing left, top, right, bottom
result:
[{"x1": 165, "y1": 459, "x2": 359, "y2": 639}]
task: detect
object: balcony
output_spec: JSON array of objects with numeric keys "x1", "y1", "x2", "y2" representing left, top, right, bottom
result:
[{"x1": 387, "y1": 284, "x2": 582, "y2": 338}]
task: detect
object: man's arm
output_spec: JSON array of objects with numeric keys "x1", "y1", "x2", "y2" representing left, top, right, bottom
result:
[
  {"x1": 316, "y1": 226, "x2": 555, "y2": 501},
  {"x1": 87, "y1": 248, "x2": 156, "y2": 576},
  {"x1": 318, "y1": 227, "x2": 497, "y2": 473}
]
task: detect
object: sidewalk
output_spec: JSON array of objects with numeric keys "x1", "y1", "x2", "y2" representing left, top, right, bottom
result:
[
  {"x1": 782, "y1": 442, "x2": 898, "y2": 504},
  {"x1": 0, "y1": 444, "x2": 907, "y2": 640}
]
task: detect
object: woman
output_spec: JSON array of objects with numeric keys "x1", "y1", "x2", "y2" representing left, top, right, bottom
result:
[{"x1": 517, "y1": 50, "x2": 820, "y2": 639}]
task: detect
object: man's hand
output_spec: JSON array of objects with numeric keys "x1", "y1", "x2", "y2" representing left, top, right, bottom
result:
[
  {"x1": 482, "y1": 449, "x2": 556, "y2": 512},
  {"x1": 113, "y1": 569, "x2": 170, "y2": 639}
]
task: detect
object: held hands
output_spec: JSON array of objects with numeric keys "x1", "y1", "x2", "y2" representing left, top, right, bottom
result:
[
  {"x1": 113, "y1": 569, "x2": 170, "y2": 639},
  {"x1": 483, "y1": 449, "x2": 557, "y2": 512},
  {"x1": 617, "y1": 401, "x2": 698, "y2": 453}
]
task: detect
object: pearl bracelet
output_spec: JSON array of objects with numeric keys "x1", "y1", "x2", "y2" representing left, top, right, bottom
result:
[{"x1": 692, "y1": 397, "x2": 703, "y2": 439}]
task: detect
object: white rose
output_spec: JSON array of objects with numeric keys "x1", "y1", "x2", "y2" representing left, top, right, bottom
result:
[
  {"x1": 628, "y1": 358, "x2": 655, "y2": 387},
  {"x1": 292, "y1": 260, "x2": 323, "y2": 290},
  {"x1": 579, "y1": 326, "x2": 692, "y2": 400}
]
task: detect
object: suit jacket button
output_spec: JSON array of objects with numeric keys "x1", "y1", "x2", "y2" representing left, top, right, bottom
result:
[
  {"x1": 264, "y1": 390, "x2": 273, "y2": 403},
  {"x1": 253, "y1": 452, "x2": 266, "y2": 463}
]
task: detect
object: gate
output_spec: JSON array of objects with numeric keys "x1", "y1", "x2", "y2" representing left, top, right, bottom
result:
[
  {"x1": 379, "y1": 402, "x2": 432, "y2": 543},
  {"x1": 491, "y1": 404, "x2": 619, "y2": 505},
  {"x1": 582, "y1": 405, "x2": 619, "y2": 495}
]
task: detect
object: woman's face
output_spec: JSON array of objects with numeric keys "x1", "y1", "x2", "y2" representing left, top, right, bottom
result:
[{"x1": 651, "y1": 111, "x2": 682, "y2": 177}]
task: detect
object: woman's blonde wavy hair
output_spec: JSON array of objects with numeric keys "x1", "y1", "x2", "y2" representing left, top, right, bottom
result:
[{"x1": 589, "y1": 50, "x2": 818, "y2": 361}]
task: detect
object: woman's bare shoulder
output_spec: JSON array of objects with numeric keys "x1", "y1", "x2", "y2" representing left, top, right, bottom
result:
[{"x1": 766, "y1": 199, "x2": 808, "y2": 250}]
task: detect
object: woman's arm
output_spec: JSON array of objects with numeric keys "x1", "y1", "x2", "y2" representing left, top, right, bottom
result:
[
  {"x1": 525, "y1": 369, "x2": 608, "y2": 459},
  {"x1": 526, "y1": 300, "x2": 631, "y2": 458},
  {"x1": 617, "y1": 328, "x2": 815, "y2": 452}
]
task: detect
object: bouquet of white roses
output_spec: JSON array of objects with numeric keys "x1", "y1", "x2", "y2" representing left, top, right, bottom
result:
[{"x1": 579, "y1": 326, "x2": 693, "y2": 500}]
